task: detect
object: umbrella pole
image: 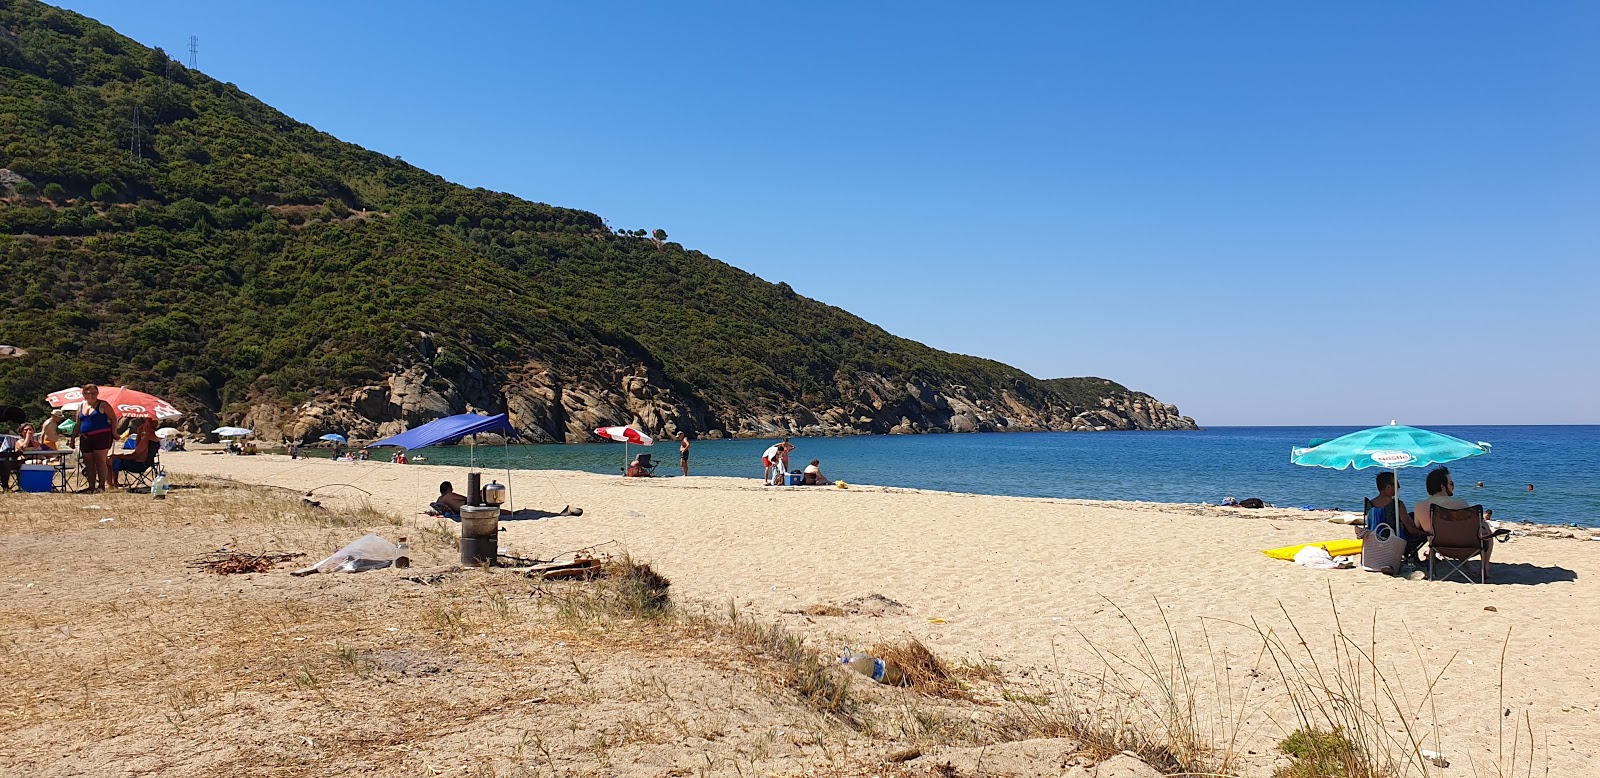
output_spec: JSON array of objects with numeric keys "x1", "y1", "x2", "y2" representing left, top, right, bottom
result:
[{"x1": 503, "y1": 435, "x2": 514, "y2": 512}]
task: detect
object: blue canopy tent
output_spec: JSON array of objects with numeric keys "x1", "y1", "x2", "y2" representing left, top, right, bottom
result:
[
  {"x1": 369, "y1": 413, "x2": 515, "y2": 452},
  {"x1": 370, "y1": 413, "x2": 519, "y2": 508}
]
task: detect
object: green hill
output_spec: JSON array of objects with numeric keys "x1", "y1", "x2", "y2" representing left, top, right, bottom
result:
[{"x1": 0, "y1": 0, "x2": 1194, "y2": 441}]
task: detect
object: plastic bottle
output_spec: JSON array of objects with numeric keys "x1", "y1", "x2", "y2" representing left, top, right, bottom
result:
[
  {"x1": 151, "y1": 472, "x2": 168, "y2": 499},
  {"x1": 840, "y1": 648, "x2": 904, "y2": 685}
]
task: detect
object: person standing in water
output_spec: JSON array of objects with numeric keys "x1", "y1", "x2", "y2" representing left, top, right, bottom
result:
[{"x1": 677, "y1": 432, "x2": 690, "y2": 476}]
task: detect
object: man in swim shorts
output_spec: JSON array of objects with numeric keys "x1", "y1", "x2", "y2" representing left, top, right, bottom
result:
[{"x1": 677, "y1": 432, "x2": 690, "y2": 476}]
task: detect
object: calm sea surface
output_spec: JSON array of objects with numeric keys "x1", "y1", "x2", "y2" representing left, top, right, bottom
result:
[{"x1": 389, "y1": 426, "x2": 1600, "y2": 528}]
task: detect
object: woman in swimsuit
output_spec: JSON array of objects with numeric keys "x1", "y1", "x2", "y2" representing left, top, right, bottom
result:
[{"x1": 73, "y1": 383, "x2": 117, "y2": 492}]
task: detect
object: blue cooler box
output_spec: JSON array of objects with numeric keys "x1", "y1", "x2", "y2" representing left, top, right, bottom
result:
[
  {"x1": 19, "y1": 463, "x2": 54, "y2": 493},
  {"x1": 786, "y1": 472, "x2": 804, "y2": 486}
]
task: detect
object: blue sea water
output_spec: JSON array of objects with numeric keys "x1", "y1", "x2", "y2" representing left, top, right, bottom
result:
[{"x1": 405, "y1": 426, "x2": 1600, "y2": 528}]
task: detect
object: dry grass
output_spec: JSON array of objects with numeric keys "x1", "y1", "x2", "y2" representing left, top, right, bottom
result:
[{"x1": 871, "y1": 637, "x2": 968, "y2": 699}]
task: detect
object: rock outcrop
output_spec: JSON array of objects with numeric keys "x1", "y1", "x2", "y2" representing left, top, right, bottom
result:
[{"x1": 227, "y1": 358, "x2": 1196, "y2": 443}]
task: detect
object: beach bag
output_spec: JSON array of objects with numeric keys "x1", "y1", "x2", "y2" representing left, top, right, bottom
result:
[
  {"x1": 1238, "y1": 497, "x2": 1266, "y2": 509},
  {"x1": 1358, "y1": 523, "x2": 1405, "y2": 573}
]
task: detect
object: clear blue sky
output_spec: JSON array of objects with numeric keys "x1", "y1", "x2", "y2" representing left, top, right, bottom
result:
[{"x1": 57, "y1": 1, "x2": 1600, "y2": 426}]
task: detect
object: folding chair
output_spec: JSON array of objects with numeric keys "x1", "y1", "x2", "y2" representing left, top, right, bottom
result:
[
  {"x1": 1428, "y1": 504, "x2": 1490, "y2": 583},
  {"x1": 118, "y1": 450, "x2": 162, "y2": 492}
]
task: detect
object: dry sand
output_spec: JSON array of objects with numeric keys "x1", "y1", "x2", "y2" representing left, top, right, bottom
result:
[{"x1": 5, "y1": 450, "x2": 1597, "y2": 776}]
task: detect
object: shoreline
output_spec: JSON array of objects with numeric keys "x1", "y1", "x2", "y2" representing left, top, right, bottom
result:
[{"x1": 177, "y1": 447, "x2": 1600, "y2": 542}]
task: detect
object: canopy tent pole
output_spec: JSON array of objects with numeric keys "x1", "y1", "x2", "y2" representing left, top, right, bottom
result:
[{"x1": 503, "y1": 432, "x2": 514, "y2": 512}]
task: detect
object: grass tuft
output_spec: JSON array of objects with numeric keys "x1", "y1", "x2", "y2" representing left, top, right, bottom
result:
[{"x1": 1276, "y1": 727, "x2": 1362, "y2": 778}]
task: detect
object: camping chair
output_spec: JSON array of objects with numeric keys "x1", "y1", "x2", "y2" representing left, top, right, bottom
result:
[
  {"x1": 635, "y1": 454, "x2": 658, "y2": 475},
  {"x1": 1428, "y1": 504, "x2": 1490, "y2": 583},
  {"x1": 117, "y1": 449, "x2": 162, "y2": 492}
]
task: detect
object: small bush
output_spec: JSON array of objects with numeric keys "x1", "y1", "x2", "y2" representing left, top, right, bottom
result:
[
  {"x1": 1276, "y1": 728, "x2": 1362, "y2": 778},
  {"x1": 42, "y1": 182, "x2": 67, "y2": 200},
  {"x1": 91, "y1": 182, "x2": 116, "y2": 201},
  {"x1": 604, "y1": 557, "x2": 671, "y2": 619}
]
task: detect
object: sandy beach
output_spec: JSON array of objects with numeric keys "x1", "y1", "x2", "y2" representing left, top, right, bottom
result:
[{"x1": 5, "y1": 450, "x2": 1597, "y2": 776}]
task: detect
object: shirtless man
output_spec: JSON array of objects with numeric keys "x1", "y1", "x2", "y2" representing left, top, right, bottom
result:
[{"x1": 435, "y1": 481, "x2": 468, "y2": 514}]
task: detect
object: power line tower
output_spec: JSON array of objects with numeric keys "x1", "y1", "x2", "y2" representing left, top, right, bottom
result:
[{"x1": 188, "y1": 35, "x2": 198, "y2": 69}]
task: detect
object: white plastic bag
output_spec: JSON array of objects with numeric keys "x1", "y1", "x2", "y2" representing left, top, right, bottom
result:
[
  {"x1": 292, "y1": 533, "x2": 411, "y2": 576},
  {"x1": 1293, "y1": 545, "x2": 1343, "y2": 569}
]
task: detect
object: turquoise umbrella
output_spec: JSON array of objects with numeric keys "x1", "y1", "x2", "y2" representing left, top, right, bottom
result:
[{"x1": 1290, "y1": 423, "x2": 1491, "y2": 471}]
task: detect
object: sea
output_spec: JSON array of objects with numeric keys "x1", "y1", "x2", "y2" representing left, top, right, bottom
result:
[{"x1": 383, "y1": 426, "x2": 1600, "y2": 528}]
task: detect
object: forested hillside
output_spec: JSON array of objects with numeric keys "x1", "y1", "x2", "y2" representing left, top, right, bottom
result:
[{"x1": 0, "y1": 0, "x2": 1194, "y2": 440}]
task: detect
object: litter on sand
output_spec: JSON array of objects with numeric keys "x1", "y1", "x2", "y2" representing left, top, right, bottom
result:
[{"x1": 292, "y1": 534, "x2": 411, "y2": 576}]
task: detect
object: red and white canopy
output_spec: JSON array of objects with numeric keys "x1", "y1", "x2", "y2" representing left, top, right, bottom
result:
[
  {"x1": 47, "y1": 386, "x2": 182, "y2": 420},
  {"x1": 594, "y1": 426, "x2": 654, "y2": 446}
]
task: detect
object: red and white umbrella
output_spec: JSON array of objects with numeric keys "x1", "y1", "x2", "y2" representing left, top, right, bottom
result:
[
  {"x1": 594, "y1": 426, "x2": 654, "y2": 446},
  {"x1": 595, "y1": 426, "x2": 654, "y2": 472},
  {"x1": 47, "y1": 386, "x2": 182, "y2": 420}
]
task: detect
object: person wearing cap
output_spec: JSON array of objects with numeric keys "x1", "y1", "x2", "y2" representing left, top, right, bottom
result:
[{"x1": 39, "y1": 410, "x2": 63, "y2": 450}]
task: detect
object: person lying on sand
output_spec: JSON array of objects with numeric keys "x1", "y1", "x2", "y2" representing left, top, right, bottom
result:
[{"x1": 431, "y1": 481, "x2": 468, "y2": 516}]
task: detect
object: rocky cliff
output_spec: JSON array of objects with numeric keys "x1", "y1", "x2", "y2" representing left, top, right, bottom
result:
[{"x1": 238, "y1": 346, "x2": 1197, "y2": 444}]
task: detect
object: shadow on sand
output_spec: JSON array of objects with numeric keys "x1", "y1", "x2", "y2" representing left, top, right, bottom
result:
[
  {"x1": 1433, "y1": 561, "x2": 1578, "y2": 586},
  {"x1": 494, "y1": 506, "x2": 583, "y2": 522}
]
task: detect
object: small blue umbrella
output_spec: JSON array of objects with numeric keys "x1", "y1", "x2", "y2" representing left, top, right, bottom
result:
[
  {"x1": 319, "y1": 433, "x2": 347, "y2": 444},
  {"x1": 1290, "y1": 423, "x2": 1491, "y2": 471}
]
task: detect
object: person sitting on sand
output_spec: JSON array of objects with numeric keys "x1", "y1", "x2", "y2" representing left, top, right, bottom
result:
[
  {"x1": 1414, "y1": 466, "x2": 1497, "y2": 575},
  {"x1": 624, "y1": 456, "x2": 655, "y2": 478},
  {"x1": 432, "y1": 481, "x2": 468, "y2": 516},
  {"x1": 801, "y1": 459, "x2": 827, "y2": 485}
]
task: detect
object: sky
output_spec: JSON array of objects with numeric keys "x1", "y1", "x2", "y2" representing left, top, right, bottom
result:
[{"x1": 55, "y1": 1, "x2": 1600, "y2": 426}]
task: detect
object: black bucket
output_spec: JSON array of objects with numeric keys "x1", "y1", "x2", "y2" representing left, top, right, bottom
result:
[
  {"x1": 458, "y1": 504, "x2": 501, "y2": 567},
  {"x1": 459, "y1": 534, "x2": 498, "y2": 567}
]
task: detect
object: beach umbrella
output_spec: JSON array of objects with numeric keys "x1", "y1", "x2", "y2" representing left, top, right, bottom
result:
[
  {"x1": 155, "y1": 427, "x2": 183, "y2": 439},
  {"x1": 1290, "y1": 423, "x2": 1491, "y2": 472},
  {"x1": 47, "y1": 386, "x2": 181, "y2": 420},
  {"x1": 595, "y1": 425, "x2": 654, "y2": 471},
  {"x1": 1291, "y1": 421, "x2": 1491, "y2": 517},
  {"x1": 319, "y1": 433, "x2": 347, "y2": 444},
  {"x1": 213, "y1": 426, "x2": 253, "y2": 437},
  {"x1": 0, "y1": 345, "x2": 26, "y2": 359}
]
